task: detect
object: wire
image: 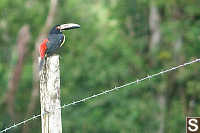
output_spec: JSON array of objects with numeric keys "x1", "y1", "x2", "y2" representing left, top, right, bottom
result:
[{"x1": 1, "y1": 58, "x2": 200, "y2": 133}]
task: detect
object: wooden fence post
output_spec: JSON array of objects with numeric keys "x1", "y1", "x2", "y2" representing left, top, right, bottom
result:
[{"x1": 39, "y1": 55, "x2": 62, "y2": 133}]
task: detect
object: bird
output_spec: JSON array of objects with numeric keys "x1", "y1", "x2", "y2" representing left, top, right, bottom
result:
[{"x1": 39, "y1": 23, "x2": 80, "y2": 70}]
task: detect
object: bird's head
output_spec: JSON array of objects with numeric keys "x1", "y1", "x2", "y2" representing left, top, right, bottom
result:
[{"x1": 49, "y1": 23, "x2": 80, "y2": 34}]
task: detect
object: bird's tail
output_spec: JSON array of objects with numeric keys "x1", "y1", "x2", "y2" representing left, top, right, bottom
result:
[{"x1": 39, "y1": 58, "x2": 45, "y2": 71}]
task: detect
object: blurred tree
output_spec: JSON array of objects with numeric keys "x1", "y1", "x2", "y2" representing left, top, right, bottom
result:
[{"x1": 0, "y1": 0, "x2": 200, "y2": 133}]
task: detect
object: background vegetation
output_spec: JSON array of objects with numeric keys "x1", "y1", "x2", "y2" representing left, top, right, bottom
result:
[{"x1": 0, "y1": 0, "x2": 200, "y2": 132}]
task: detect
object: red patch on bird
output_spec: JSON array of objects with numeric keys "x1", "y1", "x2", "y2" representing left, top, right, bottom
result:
[{"x1": 39, "y1": 39, "x2": 48, "y2": 59}]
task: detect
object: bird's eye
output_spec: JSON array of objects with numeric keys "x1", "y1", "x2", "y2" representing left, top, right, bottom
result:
[{"x1": 56, "y1": 26, "x2": 60, "y2": 30}]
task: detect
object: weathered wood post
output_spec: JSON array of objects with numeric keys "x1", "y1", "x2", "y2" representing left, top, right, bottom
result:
[{"x1": 39, "y1": 55, "x2": 62, "y2": 133}]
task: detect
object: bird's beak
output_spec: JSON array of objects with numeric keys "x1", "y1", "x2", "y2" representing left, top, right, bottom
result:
[{"x1": 60, "y1": 23, "x2": 80, "y2": 31}]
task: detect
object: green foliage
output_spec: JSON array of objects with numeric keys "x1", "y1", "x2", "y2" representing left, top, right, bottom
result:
[{"x1": 0, "y1": 0, "x2": 200, "y2": 132}]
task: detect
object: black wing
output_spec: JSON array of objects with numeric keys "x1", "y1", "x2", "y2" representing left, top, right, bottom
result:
[{"x1": 46, "y1": 34, "x2": 64, "y2": 56}]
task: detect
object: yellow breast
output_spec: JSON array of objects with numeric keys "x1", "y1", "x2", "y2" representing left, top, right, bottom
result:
[{"x1": 60, "y1": 35, "x2": 65, "y2": 47}]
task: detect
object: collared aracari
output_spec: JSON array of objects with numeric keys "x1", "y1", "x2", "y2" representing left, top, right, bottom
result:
[{"x1": 39, "y1": 23, "x2": 80, "y2": 70}]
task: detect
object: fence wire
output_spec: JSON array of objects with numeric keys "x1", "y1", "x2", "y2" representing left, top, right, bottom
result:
[{"x1": 1, "y1": 58, "x2": 200, "y2": 133}]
